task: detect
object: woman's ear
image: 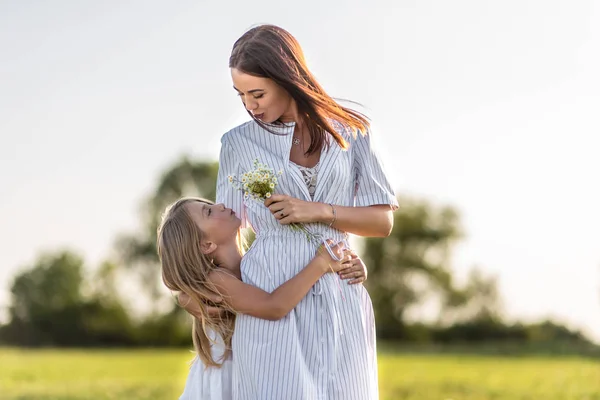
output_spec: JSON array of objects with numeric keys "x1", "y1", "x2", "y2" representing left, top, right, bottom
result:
[{"x1": 200, "y1": 240, "x2": 217, "y2": 255}]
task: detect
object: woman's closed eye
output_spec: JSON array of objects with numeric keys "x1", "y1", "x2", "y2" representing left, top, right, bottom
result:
[
  {"x1": 207, "y1": 208, "x2": 212, "y2": 216},
  {"x1": 237, "y1": 92, "x2": 264, "y2": 100}
]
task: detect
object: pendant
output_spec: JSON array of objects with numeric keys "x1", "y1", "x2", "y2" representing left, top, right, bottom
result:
[{"x1": 293, "y1": 137, "x2": 301, "y2": 145}]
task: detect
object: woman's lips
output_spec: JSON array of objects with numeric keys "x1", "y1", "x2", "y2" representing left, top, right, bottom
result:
[{"x1": 254, "y1": 113, "x2": 264, "y2": 120}]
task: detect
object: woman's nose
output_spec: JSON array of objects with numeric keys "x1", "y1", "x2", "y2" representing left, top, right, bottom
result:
[{"x1": 244, "y1": 97, "x2": 257, "y2": 111}]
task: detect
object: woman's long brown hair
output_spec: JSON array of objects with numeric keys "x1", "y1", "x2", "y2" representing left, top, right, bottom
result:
[
  {"x1": 229, "y1": 24, "x2": 370, "y2": 155},
  {"x1": 157, "y1": 197, "x2": 238, "y2": 367}
]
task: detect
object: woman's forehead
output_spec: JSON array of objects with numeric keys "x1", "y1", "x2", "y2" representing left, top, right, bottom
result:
[{"x1": 231, "y1": 68, "x2": 271, "y2": 91}]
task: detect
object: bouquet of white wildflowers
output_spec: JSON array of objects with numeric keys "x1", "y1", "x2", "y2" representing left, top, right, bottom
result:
[
  {"x1": 228, "y1": 159, "x2": 282, "y2": 202},
  {"x1": 228, "y1": 159, "x2": 318, "y2": 242}
]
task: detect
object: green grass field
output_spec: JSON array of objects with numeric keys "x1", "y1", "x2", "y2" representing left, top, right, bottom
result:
[{"x1": 1, "y1": 347, "x2": 599, "y2": 399}]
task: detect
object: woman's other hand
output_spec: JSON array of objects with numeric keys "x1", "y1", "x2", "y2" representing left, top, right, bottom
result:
[
  {"x1": 338, "y1": 250, "x2": 367, "y2": 285},
  {"x1": 177, "y1": 292, "x2": 225, "y2": 318}
]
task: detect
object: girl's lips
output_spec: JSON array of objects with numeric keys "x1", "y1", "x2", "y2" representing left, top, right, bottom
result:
[{"x1": 254, "y1": 113, "x2": 264, "y2": 120}]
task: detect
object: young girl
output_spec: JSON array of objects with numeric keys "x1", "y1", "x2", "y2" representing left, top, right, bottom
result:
[{"x1": 156, "y1": 197, "x2": 368, "y2": 400}]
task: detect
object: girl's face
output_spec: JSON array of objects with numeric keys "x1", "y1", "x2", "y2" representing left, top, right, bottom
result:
[
  {"x1": 231, "y1": 68, "x2": 296, "y2": 124},
  {"x1": 186, "y1": 201, "x2": 241, "y2": 245}
]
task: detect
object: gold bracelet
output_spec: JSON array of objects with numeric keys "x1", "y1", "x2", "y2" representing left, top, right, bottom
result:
[{"x1": 328, "y1": 203, "x2": 337, "y2": 227}]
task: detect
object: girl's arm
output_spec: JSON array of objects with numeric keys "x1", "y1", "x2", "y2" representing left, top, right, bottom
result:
[
  {"x1": 207, "y1": 245, "x2": 350, "y2": 321},
  {"x1": 177, "y1": 251, "x2": 368, "y2": 318}
]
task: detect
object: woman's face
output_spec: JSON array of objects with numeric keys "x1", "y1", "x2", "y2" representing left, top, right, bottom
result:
[
  {"x1": 186, "y1": 201, "x2": 240, "y2": 246},
  {"x1": 231, "y1": 68, "x2": 295, "y2": 123}
]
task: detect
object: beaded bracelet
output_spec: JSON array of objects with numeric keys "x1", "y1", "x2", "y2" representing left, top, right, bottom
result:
[{"x1": 328, "y1": 203, "x2": 337, "y2": 227}]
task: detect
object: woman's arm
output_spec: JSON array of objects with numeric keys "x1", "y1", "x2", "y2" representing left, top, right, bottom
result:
[
  {"x1": 208, "y1": 245, "x2": 351, "y2": 321},
  {"x1": 265, "y1": 195, "x2": 394, "y2": 237},
  {"x1": 266, "y1": 129, "x2": 398, "y2": 237},
  {"x1": 317, "y1": 203, "x2": 393, "y2": 237}
]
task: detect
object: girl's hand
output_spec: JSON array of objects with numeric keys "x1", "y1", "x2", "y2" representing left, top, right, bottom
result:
[
  {"x1": 315, "y1": 240, "x2": 353, "y2": 274},
  {"x1": 265, "y1": 194, "x2": 327, "y2": 225},
  {"x1": 338, "y1": 251, "x2": 368, "y2": 285}
]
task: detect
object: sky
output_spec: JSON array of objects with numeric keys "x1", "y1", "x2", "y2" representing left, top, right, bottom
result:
[{"x1": 1, "y1": 0, "x2": 599, "y2": 341}]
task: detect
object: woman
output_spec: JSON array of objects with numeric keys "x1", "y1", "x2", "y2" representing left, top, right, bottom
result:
[{"x1": 217, "y1": 25, "x2": 398, "y2": 399}]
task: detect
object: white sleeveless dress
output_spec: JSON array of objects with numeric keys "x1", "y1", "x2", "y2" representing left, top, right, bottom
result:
[{"x1": 178, "y1": 330, "x2": 232, "y2": 400}]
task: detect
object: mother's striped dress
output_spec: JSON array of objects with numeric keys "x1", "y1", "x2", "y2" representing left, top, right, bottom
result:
[{"x1": 216, "y1": 120, "x2": 398, "y2": 400}]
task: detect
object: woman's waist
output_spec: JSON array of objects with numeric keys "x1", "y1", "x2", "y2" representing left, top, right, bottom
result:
[{"x1": 253, "y1": 225, "x2": 348, "y2": 241}]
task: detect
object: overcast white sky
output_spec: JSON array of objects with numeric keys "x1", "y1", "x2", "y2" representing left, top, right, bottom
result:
[{"x1": 1, "y1": 0, "x2": 599, "y2": 341}]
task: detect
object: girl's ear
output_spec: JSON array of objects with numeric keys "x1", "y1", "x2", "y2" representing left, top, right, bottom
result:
[{"x1": 200, "y1": 240, "x2": 217, "y2": 255}]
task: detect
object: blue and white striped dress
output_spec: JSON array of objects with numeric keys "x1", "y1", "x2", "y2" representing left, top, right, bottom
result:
[{"x1": 216, "y1": 120, "x2": 398, "y2": 400}]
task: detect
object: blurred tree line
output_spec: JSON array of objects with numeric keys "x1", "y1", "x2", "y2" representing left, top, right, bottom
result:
[{"x1": 0, "y1": 157, "x2": 594, "y2": 349}]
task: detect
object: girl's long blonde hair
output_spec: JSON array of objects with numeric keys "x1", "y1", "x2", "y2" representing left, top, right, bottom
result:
[{"x1": 156, "y1": 197, "x2": 241, "y2": 367}]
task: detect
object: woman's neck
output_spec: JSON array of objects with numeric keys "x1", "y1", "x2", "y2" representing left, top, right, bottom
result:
[{"x1": 280, "y1": 99, "x2": 301, "y2": 125}]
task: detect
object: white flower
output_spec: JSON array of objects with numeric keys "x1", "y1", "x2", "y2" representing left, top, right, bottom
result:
[{"x1": 229, "y1": 158, "x2": 282, "y2": 202}]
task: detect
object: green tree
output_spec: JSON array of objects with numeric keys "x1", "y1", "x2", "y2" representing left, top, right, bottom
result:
[
  {"x1": 2, "y1": 251, "x2": 137, "y2": 347},
  {"x1": 362, "y1": 196, "x2": 466, "y2": 339},
  {"x1": 455, "y1": 267, "x2": 502, "y2": 323},
  {"x1": 82, "y1": 260, "x2": 137, "y2": 345},
  {"x1": 7, "y1": 251, "x2": 86, "y2": 345},
  {"x1": 115, "y1": 156, "x2": 219, "y2": 301}
]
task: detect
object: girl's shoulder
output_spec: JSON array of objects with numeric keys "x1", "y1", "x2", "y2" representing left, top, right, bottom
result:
[{"x1": 208, "y1": 266, "x2": 241, "y2": 282}]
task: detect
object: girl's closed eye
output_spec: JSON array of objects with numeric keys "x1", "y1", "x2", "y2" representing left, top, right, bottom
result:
[{"x1": 208, "y1": 208, "x2": 212, "y2": 216}]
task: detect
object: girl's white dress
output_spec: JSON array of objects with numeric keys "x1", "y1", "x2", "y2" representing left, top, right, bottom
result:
[{"x1": 178, "y1": 331, "x2": 232, "y2": 400}]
